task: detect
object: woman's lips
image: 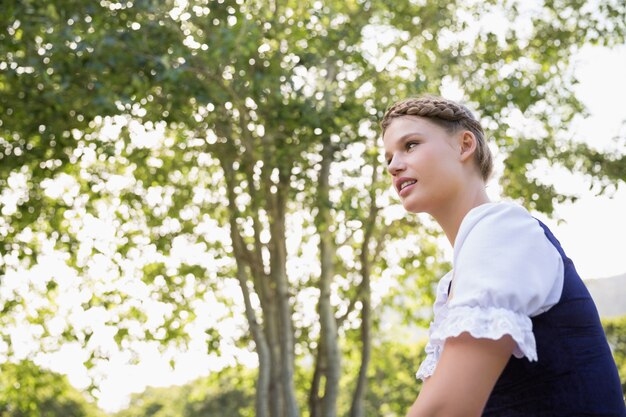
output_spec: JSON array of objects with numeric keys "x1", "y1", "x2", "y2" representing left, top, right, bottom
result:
[{"x1": 398, "y1": 181, "x2": 416, "y2": 197}]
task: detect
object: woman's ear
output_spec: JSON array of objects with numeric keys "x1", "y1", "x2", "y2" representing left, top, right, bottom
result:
[{"x1": 459, "y1": 131, "x2": 477, "y2": 162}]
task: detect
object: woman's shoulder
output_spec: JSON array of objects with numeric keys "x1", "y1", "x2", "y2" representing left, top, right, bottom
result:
[
  {"x1": 450, "y1": 200, "x2": 565, "y2": 317},
  {"x1": 456, "y1": 201, "x2": 538, "y2": 249},
  {"x1": 465, "y1": 200, "x2": 531, "y2": 223}
]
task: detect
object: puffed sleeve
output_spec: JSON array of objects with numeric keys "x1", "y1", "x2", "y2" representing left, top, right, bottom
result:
[{"x1": 430, "y1": 202, "x2": 564, "y2": 361}]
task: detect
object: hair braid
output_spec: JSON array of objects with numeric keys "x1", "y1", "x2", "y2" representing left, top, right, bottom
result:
[{"x1": 381, "y1": 95, "x2": 493, "y2": 181}]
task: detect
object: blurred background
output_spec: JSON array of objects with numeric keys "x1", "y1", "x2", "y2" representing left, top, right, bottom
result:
[{"x1": 1, "y1": 1, "x2": 625, "y2": 416}]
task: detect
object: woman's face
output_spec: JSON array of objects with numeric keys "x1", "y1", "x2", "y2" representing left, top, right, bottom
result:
[{"x1": 383, "y1": 116, "x2": 464, "y2": 214}]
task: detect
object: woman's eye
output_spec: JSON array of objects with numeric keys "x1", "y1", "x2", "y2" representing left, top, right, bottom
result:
[{"x1": 406, "y1": 141, "x2": 419, "y2": 150}]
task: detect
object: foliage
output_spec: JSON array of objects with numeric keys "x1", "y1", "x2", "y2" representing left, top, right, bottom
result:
[
  {"x1": 342, "y1": 339, "x2": 427, "y2": 417},
  {"x1": 0, "y1": 360, "x2": 105, "y2": 417},
  {"x1": 115, "y1": 365, "x2": 255, "y2": 417},
  {"x1": 114, "y1": 385, "x2": 188, "y2": 417},
  {"x1": 603, "y1": 316, "x2": 626, "y2": 395},
  {"x1": 115, "y1": 340, "x2": 425, "y2": 417}
]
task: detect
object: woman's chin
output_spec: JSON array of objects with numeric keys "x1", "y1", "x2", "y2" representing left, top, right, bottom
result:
[{"x1": 401, "y1": 199, "x2": 426, "y2": 214}]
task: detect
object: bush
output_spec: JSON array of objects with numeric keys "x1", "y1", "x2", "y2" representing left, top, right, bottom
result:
[
  {"x1": 115, "y1": 364, "x2": 255, "y2": 417},
  {"x1": 0, "y1": 360, "x2": 104, "y2": 417},
  {"x1": 603, "y1": 316, "x2": 626, "y2": 395}
]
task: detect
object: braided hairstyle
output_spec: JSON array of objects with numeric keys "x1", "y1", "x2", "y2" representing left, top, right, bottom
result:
[{"x1": 381, "y1": 95, "x2": 493, "y2": 181}]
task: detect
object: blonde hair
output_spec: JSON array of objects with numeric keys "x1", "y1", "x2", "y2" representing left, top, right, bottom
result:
[{"x1": 381, "y1": 95, "x2": 493, "y2": 181}]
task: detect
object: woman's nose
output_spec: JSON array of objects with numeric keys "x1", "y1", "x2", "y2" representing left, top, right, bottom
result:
[{"x1": 387, "y1": 154, "x2": 405, "y2": 175}]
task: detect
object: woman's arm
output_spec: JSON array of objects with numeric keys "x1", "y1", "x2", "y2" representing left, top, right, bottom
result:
[{"x1": 406, "y1": 332, "x2": 515, "y2": 417}]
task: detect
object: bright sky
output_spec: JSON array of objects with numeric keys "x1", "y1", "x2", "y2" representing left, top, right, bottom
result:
[{"x1": 2, "y1": 37, "x2": 625, "y2": 417}]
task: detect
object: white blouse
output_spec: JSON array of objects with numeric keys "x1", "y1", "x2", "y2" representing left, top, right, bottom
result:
[{"x1": 416, "y1": 202, "x2": 565, "y2": 380}]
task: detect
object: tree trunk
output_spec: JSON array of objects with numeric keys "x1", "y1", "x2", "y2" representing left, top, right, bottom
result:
[
  {"x1": 317, "y1": 140, "x2": 341, "y2": 417},
  {"x1": 235, "y1": 265, "x2": 271, "y2": 417},
  {"x1": 308, "y1": 334, "x2": 326, "y2": 417},
  {"x1": 268, "y1": 174, "x2": 299, "y2": 417},
  {"x1": 222, "y1": 161, "x2": 270, "y2": 417},
  {"x1": 265, "y1": 294, "x2": 285, "y2": 417},
  {"x1": 350, "y1": 159, "x2": 379, "y2": 417},
  {"x1": 349, "y1": 260, "x2": 371, "y2": 417}
]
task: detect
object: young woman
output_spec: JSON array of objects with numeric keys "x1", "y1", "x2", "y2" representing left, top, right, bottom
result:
[{"x1": 381, "y1": 95, "x2": 626, "y2": 417}]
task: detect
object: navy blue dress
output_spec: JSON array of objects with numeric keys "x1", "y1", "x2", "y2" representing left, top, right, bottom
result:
[{"x1": 483, "y1": 221, "x2": 626, "y2": 416}]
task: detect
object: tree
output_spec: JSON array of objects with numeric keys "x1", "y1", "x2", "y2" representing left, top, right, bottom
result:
[
  {"x1": 0, "y1": 360, "x2": 105, "y2": 417},
  {"x1": 115, "y1": 365, "x2": 255, "y2": 417},
  {"x1": 1, "y1": 1, "x2": 625, "y2": 417}
]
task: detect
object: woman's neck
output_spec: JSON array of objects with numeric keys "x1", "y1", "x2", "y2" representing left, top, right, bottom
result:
[{"x1": 432, "y1": 184, "x2": 490, "y2": 247}]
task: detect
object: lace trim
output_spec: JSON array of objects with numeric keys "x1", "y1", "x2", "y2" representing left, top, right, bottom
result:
[
  {"x1": 432, "y1": 305, "x2": 537, "y2": 360},
  {"x1": 416, "y1": 351, "x2": 438, "y2": 380},
  {"x1": 415, "y1": 306, "x2": 537, "y2": 381}
]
